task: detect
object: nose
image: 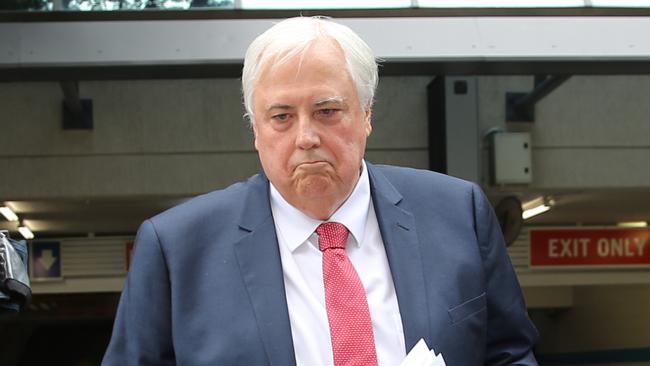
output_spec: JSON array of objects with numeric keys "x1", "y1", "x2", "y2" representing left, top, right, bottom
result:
[{"x1": 295, "y1": 116, "x2": 320, "y2": 150}]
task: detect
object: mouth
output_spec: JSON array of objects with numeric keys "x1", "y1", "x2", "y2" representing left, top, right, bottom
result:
[{"x1": 295, "y1": 161, "x2": 330, "y2": 171}]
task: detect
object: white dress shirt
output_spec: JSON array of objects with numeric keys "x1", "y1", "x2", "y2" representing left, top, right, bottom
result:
[{"x1": 270, "y1": 161, "x2": 406, "y2": 366}]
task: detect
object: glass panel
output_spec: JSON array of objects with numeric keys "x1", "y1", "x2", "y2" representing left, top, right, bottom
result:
[
  {"x1": 418, "y1": 0, "x2": 584, "y2": 7},
  {"x1": 240, "y1": 0, "x2": 411, "y2": 9}
]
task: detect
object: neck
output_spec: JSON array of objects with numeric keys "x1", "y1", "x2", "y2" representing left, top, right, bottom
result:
[{"x1": 294, "y1": 196, "x2": 347, "y2": 221}]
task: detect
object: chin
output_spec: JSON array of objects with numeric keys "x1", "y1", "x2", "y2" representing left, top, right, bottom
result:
[{"x1": 294, "y1": 175, "x2": 336, "y2": 199}]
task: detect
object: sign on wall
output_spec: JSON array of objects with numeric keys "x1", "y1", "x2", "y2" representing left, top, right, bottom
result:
[
  {"x1": 30, "y1": 241, "x2": 62, "y2": 280},
  {"x1": 530, "y1": 228, "x2": 650, "y2": 268}
]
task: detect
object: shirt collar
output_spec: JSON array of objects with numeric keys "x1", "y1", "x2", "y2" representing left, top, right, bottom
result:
[{"x1": 269, "y1": 160, "x2": 371, "y2": 252}]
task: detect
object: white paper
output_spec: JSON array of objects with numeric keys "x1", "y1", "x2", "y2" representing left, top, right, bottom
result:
[{"x1": 400, "y1": 338, "x2": 446, "y2": 366}]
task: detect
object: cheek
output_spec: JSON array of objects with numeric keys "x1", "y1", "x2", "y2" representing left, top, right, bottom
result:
[
  {"x1": 345, "y1": 129, "x2": 368, "y2": 153},
  {"x1": 259, "y1": 138, "x2": 291, "y2": 168},
  {"x1": 332, "y1": 137, "x2": 366, "y2": 170}
]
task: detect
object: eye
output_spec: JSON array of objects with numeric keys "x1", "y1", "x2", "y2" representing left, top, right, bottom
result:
[
  {"x1": 317, "y1": 108, "x2": 340, "y2": 117},
  {"x1": 272, "y1": 113, "x2": 291, "y2": 122}
]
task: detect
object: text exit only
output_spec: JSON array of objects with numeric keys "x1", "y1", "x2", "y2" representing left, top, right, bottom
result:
[{"x1": 529, "y1": 228, "x2": 650, "y2": 267}]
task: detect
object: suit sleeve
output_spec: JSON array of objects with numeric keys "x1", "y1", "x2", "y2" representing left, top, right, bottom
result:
[
  {"x1": 102, "y1": 220, "x2": 176, "y2": 366},
  {"x1": 472, "y1": 184, "x2": 539, "y2": 366}
]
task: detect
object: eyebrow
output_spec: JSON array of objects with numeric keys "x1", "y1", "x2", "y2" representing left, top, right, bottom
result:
[
  {"x1": 314, "y1": 96, "x2": 346, "y2": 107},
  {"x1": 265, "y1": 97, "x2": 346, "y2": 113},
  {"x1": 266, "y1": 103, "x2": 294, "y2": 113}
]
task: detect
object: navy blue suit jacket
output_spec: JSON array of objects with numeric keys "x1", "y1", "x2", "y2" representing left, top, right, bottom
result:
[{"x1": 103, "y1": 163, "x2": 538, "y2": 365}]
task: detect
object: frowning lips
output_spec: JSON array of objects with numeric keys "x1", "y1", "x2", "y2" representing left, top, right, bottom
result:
[{"x1": 291, "y1": 153, "x2": 334, "y2": 172}]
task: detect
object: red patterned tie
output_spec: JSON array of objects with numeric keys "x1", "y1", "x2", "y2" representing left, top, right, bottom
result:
[{"x1": 316, "y1": 222, "x2": 378, "y2": 366}]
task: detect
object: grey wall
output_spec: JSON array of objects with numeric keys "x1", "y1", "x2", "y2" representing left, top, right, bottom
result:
[
  {"x1": 1, "y1": 79, "x2": 256, "y2": 199},
  {"x1": 477, "y1": 75, "x2": 650, "y2": 189},
  {"x1": 5, "y1": 75, "x2": 650, "y2": 201},
  {"x1": 0, "y1": 76, "x2": 430, "y2": 200}
]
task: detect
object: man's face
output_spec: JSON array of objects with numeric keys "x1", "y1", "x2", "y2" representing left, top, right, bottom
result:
[{"x1": 252, "y1": 38, "x2": 372, "y2": 219}]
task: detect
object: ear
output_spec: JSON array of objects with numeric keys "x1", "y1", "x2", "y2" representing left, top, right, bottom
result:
[
  {"x1": 364, "y1": 107, "x2": 372, "y2": 137},
  {"x1": 252, "y1": 123, "x2": 259, "y2": 151}
]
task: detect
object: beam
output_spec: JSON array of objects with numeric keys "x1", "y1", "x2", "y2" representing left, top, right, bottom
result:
[
  {"x1": 2, "y1": 16, "x2": 650, "y2": 69},
  {"x1": 60, "y1": 81, "x2": 93, "y2": 129},
  {"x1": 506, "y1": 75, "x2": 571, "y2": 122}
]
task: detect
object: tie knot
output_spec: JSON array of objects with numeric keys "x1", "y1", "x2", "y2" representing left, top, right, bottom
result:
[{"x1": 316, "y1": 222, "x2": 349, "y2": 252}]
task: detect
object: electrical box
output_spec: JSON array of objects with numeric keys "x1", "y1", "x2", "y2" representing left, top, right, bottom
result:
[{"x1": 491, "y1": 132, "x2": 532, "y2": 184}]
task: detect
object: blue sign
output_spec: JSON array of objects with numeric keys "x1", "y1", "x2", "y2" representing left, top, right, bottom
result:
[{"x1": 31, "y1": 241, "x2": 61, "y2": 279}]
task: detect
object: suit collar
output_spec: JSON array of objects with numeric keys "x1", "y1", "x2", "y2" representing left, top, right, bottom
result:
[
  {"x1": 367, "y1": 162, "x2": 403, "y2": 205},
  {"x1": 237, "y1": 172, "x2": 273, "y2": 233},
  {"x1": 234, "y1": 172, "x2": 297, "y2": 366},
  {"x1": 367, "y1": 162, "x2": 433, "y2": 352},
  {"x1": 234, "y1": 165, "x2": 436, "y2": 360}
]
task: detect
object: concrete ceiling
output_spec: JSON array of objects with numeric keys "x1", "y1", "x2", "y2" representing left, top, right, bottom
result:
[
  {"x1": 521, "y1": 188, "x2": 650, "y2": 226},
  {"x1": 0, "y1": 197, "x2": 188, "y2": 238},
  {"x1": 489, "y1": 188, "x2": 650, "y2": 227},
  {"x1": 2, "y1": 188, "x2": 650, "y2": 239}
]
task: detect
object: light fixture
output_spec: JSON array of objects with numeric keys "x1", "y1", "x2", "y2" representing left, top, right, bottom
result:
[
  {"x1": 0, "y1": 206, "x2": 19, "y2": 222},
  {"x1": 617, "y1": 221, "x2": 648, "y2": 228},
  {"x1": 18, "y1": 222, "x2": 34, "y2": 240},
  {"x1": 522, "y1": 196, "x2": 551, "y2": 220}
]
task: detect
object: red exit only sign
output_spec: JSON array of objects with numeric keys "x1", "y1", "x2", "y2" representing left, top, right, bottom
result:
[{"x1": 530, "y1": 228, "x2": 650, "y2": 267}]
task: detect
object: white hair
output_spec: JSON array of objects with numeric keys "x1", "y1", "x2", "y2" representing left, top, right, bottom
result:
[{"x1": 241, "y1": 16, "x2": 378, "y2": 126}]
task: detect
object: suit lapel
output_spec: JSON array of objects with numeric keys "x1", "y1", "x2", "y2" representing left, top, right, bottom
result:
[
  {"x1": 233, "y1": 173, "x2": 297, "y2": 366},
  {"x1": 367, "y1": 163, "x2": 433, "y2": 352},
  {"x1": 233, "y1": 165, "x2": 439, "y2": 362}
]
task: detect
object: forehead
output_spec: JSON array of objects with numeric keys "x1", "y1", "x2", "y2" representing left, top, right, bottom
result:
[
  {"x1": 259, "y1": 36, "x2": 345, "y2": 76},
  {"x1": 254, "y1": 39, "x2": 358, "y2": 106}
]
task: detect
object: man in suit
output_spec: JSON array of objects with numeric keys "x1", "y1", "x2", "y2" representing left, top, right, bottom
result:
[{"x1": 103, "y1": 17, "x2": 538, "y2": 366}]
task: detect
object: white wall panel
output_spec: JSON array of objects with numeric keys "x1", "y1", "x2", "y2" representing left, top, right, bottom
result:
[{"x1": 3, "y1": 17, "x2": 650, "y2": 67}]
